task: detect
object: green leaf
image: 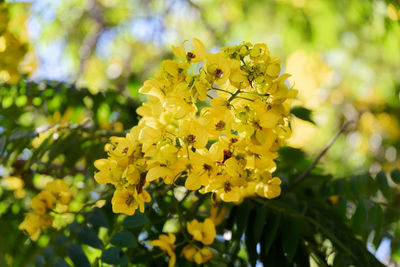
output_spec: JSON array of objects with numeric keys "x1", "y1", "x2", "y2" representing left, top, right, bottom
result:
[
  {"x1": 34, "y1": 255, "x2": 45, "y2": 267},
  {"x1": 376, "y1": 171, "x2": 389, "y2": 191},
  {"x1": 122, "y1": 213, "x2": 148, "y2": 228},
  {"x1": 0, "y1": 135, "x2": 6, "y2": 158},
  {"x1": 281, "y1": 217, "x2": 299, "y2": 263},
  {"x1": 291, "y1": 106, "x2": 315, "y2": 124},
  {"x1": 376, "y1": 171, "x2": 392, "y2": 200},
  {"x1": 77, "y1": 225, "x2": 102, "y2": 249},
  {"x1": 350, "y1": 176, "x2": 359, "y2": 198},
  {"x1": 235, "y1": 199, "x2": 254, "y2": 239},
  {"x1": 263, "y1": 213, "x2": 281, "y2": 255},
  {"x1": 245, "y1": 209, "x2": 258, "y2": 267},
  {"x1": 43, "y1": 244, "x2": 55, "y2": 260},
  {"x1": 253, "y1": 206, "x2": 267, "y2": 243},
  {"x1": 101, "y1": 247, "x2": 129, "y2": 265},
  {"x1": 352, "y1": 200, "x2": 366, "y2": 233},
  {"x1": 391, "y1": 169, "x2": 400, "y2": 184},
  {"x1": 86, "y1": 208, "x2": 109, "y2": 228},
  {"x1": 66, "y1": 242, "x2": 91, "y2": 267},
  {"x1": 54, "y1": 258, "x2": 71, "y2": 267},
  {"x1": 110, "y1": 230, "x2": 137, "y2": 248},
  {"x1": 368, "y1": 203, "x2": 382, "y2": 231}
]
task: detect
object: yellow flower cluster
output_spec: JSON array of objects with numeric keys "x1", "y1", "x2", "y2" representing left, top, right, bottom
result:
[
  {"x1": 0, "y1": 4, "x2": 37, "y2": 83},
  {"x1": 182, "y1": 218, "x2": 216, "y2": 264},
  {"x1": 19, "y1": 179, "x2": 73, "y2": 241},
  {"x1": 150, "y1": 218, "x2": 216, "y2": 266},
  {"x1": 94, "y1": 39, "x2": 297, "y2": 215},
  {"x1": 150, "y1": 233, "x2": 177, "y2": 267}
]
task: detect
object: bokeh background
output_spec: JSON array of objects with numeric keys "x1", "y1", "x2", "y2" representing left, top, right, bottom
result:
[{"x1": 0, "y1": 0, "x2": 400, "y2": 266}]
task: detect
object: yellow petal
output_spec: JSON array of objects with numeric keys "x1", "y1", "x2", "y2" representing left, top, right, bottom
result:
[
  {"x1": 185, "y1": 173, "x2": 202, "y2": 190},
  {"x1": 202, "y1": 218, "x2": 216, "y2": 245},
  {"x1": 172, "y1": 42, "x2": 186, "y2": 59}
]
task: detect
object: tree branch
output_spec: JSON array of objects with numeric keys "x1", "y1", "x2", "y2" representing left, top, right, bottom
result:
[{"x1": 286, "y1": 120, "x2": 354, "y2": 192}]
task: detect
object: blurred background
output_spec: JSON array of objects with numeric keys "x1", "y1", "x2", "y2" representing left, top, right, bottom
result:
[{"x1": 0, "y1": 0, "x2": 400, "y2": 265}]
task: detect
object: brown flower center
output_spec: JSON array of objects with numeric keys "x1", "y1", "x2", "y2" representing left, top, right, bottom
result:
[
  {"x1": 215, "y1": 68, "x2": 223, "y2": 79},
  {"x1": 186, "y1": 134, "x2": 196, "y2": 144},
  {"x1": 224, "y1": 182, "x2": 232, "y2": 192},
  {"x1": 215, "y1": 120, "x2": 225, "y2": 131}
]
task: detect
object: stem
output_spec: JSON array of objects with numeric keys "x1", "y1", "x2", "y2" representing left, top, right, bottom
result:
[
  {"x1": 210, "y1": 87, "x2": 234, "y2": 95},
  {"x1": 235, "y1": 96, "x2": 254, "y2": 102},
  {"x1": 228, "y1": 88, "x2": 241, "y2": 102},
  {"x1": 286, "y1": 120, "x2": 354, "y2": 192}
]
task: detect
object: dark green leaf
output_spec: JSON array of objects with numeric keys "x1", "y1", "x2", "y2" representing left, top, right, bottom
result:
[
  {"x1": 281, "y1": 217, "x2": 299, "y2": 263},
  {"x1": 245, "y1": 209, "x2": 258, "y2": 267},
  {"x1": 0, "y1": 135, "x2": 6, "y2": 158},
  {"x1": 54, "y1": 258, "x2": 71, "y2": 267},
  {"x1": 350, "y1": 176, "x2": 359, "y2": 198},
  {"x1": 77, "y1": 225, "x2": 102, "y2": 249},
  {"x1": 368, "y1": 203, "x2": 382, "y2": 231},
  {"x1": 110, "y1": 230, "x2": 137, "y2": 248},
  {"x1": 55, "y1": 234, "x2": 67, "y2": 246},
  {"x1": 43, "y1": 244, "x2": 55, "y2": 260},
  {"x1": 122, "y1": 213, "x2": 148, "y2": 228},
  {"x1": 376, "y1": 171, "x2": 391, "y2": 200},
  {"x1": 101, "y1": 247, "x2": 129, "y2": 265},
  {"x1": 34, "y1": 255, "x2": 45, "y2": 267},
  {"x1": 86, "y1": 208, "x2": 109, "y2": 228},
  {"x1": 66, "y1": 242, "x2": 91, "y2": 267},
  {"x1": 291, "y1": 106, "x2": 315, "y2": 124},
  {"x1": 391, "y1": 169, "x2": 400, "y2": 184},
  {"x1": 352, "y1": 200, "x2": 366, "y2": 233},
  {"x1": 376, "y1": 171, "x2": 389, "y2": 191},
  {"x1": 235, "y1": 199, "x2": 254, "y2": 239},
  {"x1": 263, "y1": 213, "x2": 281, "y2": 255},
  {"x1": 253, "y1": 206, "x2": 267, "y2": 242}
]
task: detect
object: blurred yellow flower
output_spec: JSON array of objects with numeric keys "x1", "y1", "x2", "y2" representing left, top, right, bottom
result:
[
  {"x1": 150, "y1": 233, "x2": 176, "y2": 267},
  {"x1": 187, "y1": 218, "x2": 216, "y2": 245}
]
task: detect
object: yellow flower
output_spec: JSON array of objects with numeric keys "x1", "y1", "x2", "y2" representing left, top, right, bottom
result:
[
  {"x1": 45, "y1": 179, "x2": 72, "y2": 205},
  {"x1": 107, "y1": 136, "x2": 134, "y2": 158},
  {"x1": 182, "y1": 245, "x2": 213, "y2": 264},
  {"x1": 249, "y1": 43, "x2": 270, "y2": 62},
  {"x1": 172, "y1": 38, "x2": 206, "y2": 63},
  {"x1": 19, "y1": 213, "x2": 53, "y2": 241},
  {"x1": 255, "y1": 177, "x2": 282, "y2": 199},
  {"x1": 184, "y1": 150, "x2": 216, "y2": 190},
  {"x1": 201, "y1": 106, "x2": 234, "y2": 140},
  {"x1": 111, "y1": 188, "x2": 138, "y2": 215},
  {"x1": 187, "y1": 218, "x2": 216, "y2": 245},
  {"x1": 94, "y1": 158, "x2": 123, "y2": 185},
  {"x1": 179, "y1": 118, "x2": 208, "y2": 150},
  {"x1": 150, "y1": 233, "x2": 176, "y2": 267},
  {"x1": 204, "y1": 174, "x2": 243, "y2": 202},
  {"x1": 4, "y1": 176, "x2": 24, "y2": 190},
  {"x1": 137, "y1": 188, "x2": 151, "y2": 213},
  {"x1": 204, "y1": 52, "x2": 231, "y2": 85},
  {"x1": 30, "y1": 191, "x2": 56, "y2": 215},
  {"x1": 146, "y1": 165, "x2": 174, "y2": 183}
]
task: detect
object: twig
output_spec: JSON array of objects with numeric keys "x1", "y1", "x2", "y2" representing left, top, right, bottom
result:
[{"x1": 286, "y1": 120, "x2": 354, "y2": 192}]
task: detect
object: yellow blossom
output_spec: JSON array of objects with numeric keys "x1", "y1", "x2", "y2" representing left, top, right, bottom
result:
[
  {"x1": 172, "y1": 38, "x2": 206, "y2": 63},
  {"x1": 19, "y1": 213, "x2": 53, "y2": 241},
  {"x1": 111, "y1": 188, "x2": 138, "y2": 215},
  {"x1": 150, "y1": 233, "x2": 176, "y2": 267},
  {"x1": 187, "y1": 218, "x2": 216, "y2": 245},
  {"x1": 182, "y1": 245, "x2": 213, "y2": 264}
]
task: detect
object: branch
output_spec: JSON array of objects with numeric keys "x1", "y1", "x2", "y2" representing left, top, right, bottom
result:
[{"x1": 286, "y1": 120, "x2": 355, "y2": 192}]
